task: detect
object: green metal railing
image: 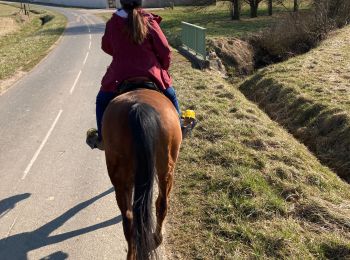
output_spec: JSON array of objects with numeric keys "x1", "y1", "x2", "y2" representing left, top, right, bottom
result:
[{"x1": 181, "y1": 22, "x2": 207, "y2": 60}]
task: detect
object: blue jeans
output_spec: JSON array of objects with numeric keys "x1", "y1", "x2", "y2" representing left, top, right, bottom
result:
[
  {"x1": 96, "y1": 86, "x2": 180, "y2": 140},
  {"x1": 164, "y1": 87, "x2": 181, "y2": 115}
]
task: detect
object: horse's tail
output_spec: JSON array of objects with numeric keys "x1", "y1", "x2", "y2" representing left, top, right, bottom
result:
[{"x1": 128, "y1": 103, "x2": 160, "y2": 259}]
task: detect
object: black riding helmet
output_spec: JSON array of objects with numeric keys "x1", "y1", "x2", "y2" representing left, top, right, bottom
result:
[{"x1": 120, "y1": 0, "x2": 142, "y2": 8}]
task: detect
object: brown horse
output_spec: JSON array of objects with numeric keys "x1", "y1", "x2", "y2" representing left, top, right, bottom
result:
[{"x1": 102, "y1": 88, "x2": 182, "y2": 259}]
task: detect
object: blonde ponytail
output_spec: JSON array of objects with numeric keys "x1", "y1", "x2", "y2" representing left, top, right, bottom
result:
[{"x1": 126, "y1": 8, "x2": 148, "y2": 44}]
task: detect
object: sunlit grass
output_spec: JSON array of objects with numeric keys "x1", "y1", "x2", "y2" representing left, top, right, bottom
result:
[
  {"x1": 166, "y1": 50, "x2": 350, "y2": 259},
  {"x1": 99, "y1": 1, "x2": 311, "y2": 47},
  {"x1": 240, "y1": 25, "x2": 350, "y2": 180},
  {"x1": 0, "y1": 3, "x2": 67, "y2": 90}
]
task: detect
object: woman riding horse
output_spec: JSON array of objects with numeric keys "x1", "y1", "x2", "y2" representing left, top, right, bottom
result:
[
  {"x1": 88, "y1": 0, "x2": 183, "y2": 259},
  {"x1": 87, "y1": 0, "x2": 181, "y2": 150}
]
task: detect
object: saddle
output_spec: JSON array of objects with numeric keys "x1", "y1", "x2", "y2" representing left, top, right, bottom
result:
[{"x1": 117, "y1": 77, "x2": 161, "y2": 96}]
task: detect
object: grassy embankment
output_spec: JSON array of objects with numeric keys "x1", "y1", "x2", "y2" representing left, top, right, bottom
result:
[
  {"x1": 167, "y1": 50, "x2": 350, "y2": 260},
  {"x1": 240, "y1": 26, "x2": 350, "y2": 180},
  {"x1": 0, "y1": 3, "x2": 67, "y2": 93},
  {"x1": 98, "y1": 6, "x2": 350, "y2": 258}
]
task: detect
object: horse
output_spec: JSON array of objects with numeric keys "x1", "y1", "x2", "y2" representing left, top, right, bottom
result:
[{"x1": 102, "y1": 87, "x2": 182, "y2": 260}]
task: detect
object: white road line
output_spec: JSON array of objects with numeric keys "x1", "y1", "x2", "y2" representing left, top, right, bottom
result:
[
  {"x1": 81, "y1": 16, "x2": 91, "y2": 28},
  {"x1": 80, "y1": 16, "x2": 93, "y2": 42},
  {"x1": 83, "y1": 52, "x2": 89, "y2": 65},
  {"x1": 22, "y1": 110, "x2": 63, "y2": 180},
  {"x1": 82, "y1": 15, "x2": 92, "y2": 24},
  {"x1": 70, "y1": 70, "x2": 82, "y2": 94},
  {"x1": 89, "y1": 41, "x2": 92, "y2": 50},
  {"x1": 6, "y1": 216, "x2": 18, "y2": 237}
]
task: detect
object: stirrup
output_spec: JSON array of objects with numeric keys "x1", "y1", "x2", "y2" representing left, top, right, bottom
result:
[{"x1": 181, "y1": 110, "x2": 197, "y2": 138}]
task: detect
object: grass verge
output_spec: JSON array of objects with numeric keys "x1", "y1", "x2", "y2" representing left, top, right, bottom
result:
[
  {"x1": 153, "y1": 4, "x2": 276, "y2": 47},
  {"x1": 98, "y1": 2, "x2": 310, "y2": 47},
  {"x1": 240, "y1": 26, "x2": 350, "y2": 180},
  {"x1": 0, "y1": 3, "x2": 67, "y2": 93},
  {"x1": 166, "y1": 50, "x2": 350, "y2": 259}
]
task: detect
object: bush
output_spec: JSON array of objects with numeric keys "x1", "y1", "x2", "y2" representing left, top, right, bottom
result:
[
  {"x1": 208, "y1": 37, "x2": 255, "y2": 76},
  {"x1": 249, "y1": 12, "x2": 319, "y2": 66},
  {"x1": 318, "y1": 0, "x2": 350, "y2": 27},
  {"x1": 249, "y1": 0, "x2": 350, "y2": 67}
]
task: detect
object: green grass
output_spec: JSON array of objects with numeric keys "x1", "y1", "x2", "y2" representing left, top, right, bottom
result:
[
  {"x1": 99, "y1": 1, "x2": 310, "y2": 47},
  {"x1": 166, "y1": 50, "x2": 350, "y2": 259},
  {"x1": 0, "y1": 3, "x2": 67, "y2": 92},
  {"x1": 154, "y1": 4, "x2": 275, "y2": 47},
  {"x1": 240, "y1": 26, "x2": 350, "y2": 180}
]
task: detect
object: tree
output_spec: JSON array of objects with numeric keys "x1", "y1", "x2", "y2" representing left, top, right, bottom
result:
[
  {"x1": 294, "y1": 0, "x2": 299, "y2": 12},
  {"x1": 244, "y1": 0, "x2": 264, "y2": 18},
  {"x1": 268, "y1": 0, "x2": 273, "y2": 15},
  {"x1": 232, "y1": 0, "x2": 241, "y2": 20}
]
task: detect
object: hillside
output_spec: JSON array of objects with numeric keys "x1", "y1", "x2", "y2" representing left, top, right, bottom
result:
[
  {"x1": 166, "y1": 47, "x2": 350, "y2": 259},
  {"x1": 240, "y1": 26, "x2": 350, "y2": 180}
]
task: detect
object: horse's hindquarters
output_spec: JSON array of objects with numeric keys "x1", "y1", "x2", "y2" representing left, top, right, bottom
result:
[{"x1": 102, "y1": 89, "x2": 182, "y2": 259}]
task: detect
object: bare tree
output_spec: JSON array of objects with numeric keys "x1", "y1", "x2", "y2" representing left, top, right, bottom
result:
[
  {"x1": 294, "y1": 0, "x2": 299, "y2": 12},
  {"x1": 268, "y1": 0, "x2": 273, "y2": 15},
  {"x1": 197, "y1": 0, "x2": 241, "y2": 20},
  {"x1": 232, "y1": 0, "x2": 241, "y2": 20},
  {"x1": 243, "y1": 0, "x2": 264, "y2": 18}
]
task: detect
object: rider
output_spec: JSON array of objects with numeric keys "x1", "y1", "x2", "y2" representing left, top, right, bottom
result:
[{"x1": 87, "y1": 0, "x2": 181, "y2": 150}]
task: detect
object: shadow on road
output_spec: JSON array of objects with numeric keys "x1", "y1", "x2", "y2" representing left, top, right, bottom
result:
[
  {"x1": 0, "y1": 188, "x2": 122, "y2": 259},
  {"x1": 40, "y1": 251, "x2": 69, "y2": 260},
  {"x1": 37, "y1": 25, "x2": 105, "y2": 38},
  {"x1": 0, "y1": 193, "x2": 31, "y2": 219},
  {"x1": 64, "y1": 25, "x2": 106, "y2": 35}
]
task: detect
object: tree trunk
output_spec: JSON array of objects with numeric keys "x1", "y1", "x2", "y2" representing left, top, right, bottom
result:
[
  {"x1": 232, "y1": 0, "x2": 240, "y2": 20},
  {"x1": 294, "y1": 0, "x2": 299, "y2": 12},
  {"x1": 268, "y1": 0, "x2": 273, "y2": 16},
  {"x1": 250, "y1": 2, "x2": 258, "y2": 18}
]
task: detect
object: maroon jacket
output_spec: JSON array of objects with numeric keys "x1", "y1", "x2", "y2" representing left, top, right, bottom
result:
[{"x1": 100, "y1": 10, "x2": 172, "y2": 92}]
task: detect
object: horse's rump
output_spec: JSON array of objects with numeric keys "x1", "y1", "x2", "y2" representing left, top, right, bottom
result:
[{"x1": 102, "y1": 89, "x2": 181, "y2": 259}]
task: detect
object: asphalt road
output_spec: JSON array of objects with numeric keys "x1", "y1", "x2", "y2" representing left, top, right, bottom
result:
[{"x1": 0, "y1": 6, "x2": 128, "y2": 259}]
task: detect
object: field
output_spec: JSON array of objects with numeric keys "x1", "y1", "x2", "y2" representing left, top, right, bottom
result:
[
  {"x1": 0, "y1": 3, "x2": 67, "y2": 93},
  {"x1": 98, "y1": 4, "x2": 350, "y2": 258},
  {"x1": 99, "y1": 2, "x2": 310, "y2": 47},
  {"x1": 154, "y1": 3, "x2": 277, "y2": 47}
]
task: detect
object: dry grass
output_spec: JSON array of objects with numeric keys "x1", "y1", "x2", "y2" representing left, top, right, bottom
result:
[
  {"x1": 0, "y1": 17, "x2": 19, "y2": 36},
  {"x1": 0, "y1": 3, "x2": 67, "y2": 93},
  {"x1": 240, "y1": 25, "x2": 350, "y2": 180},
  {"x1": 165, "y1": 50, "x2": 350, "y2": 259},
  {"x1": 208, "y1": 37, "x2": 255, "y2": 76},
  {"x1": 0, "y1": 4, "x2": 22, "y2": 36}
]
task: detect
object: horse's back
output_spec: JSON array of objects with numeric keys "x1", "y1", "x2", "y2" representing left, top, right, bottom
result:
[{"x1": 102, "y1": 89, "x2": 182, "y2": 159}]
